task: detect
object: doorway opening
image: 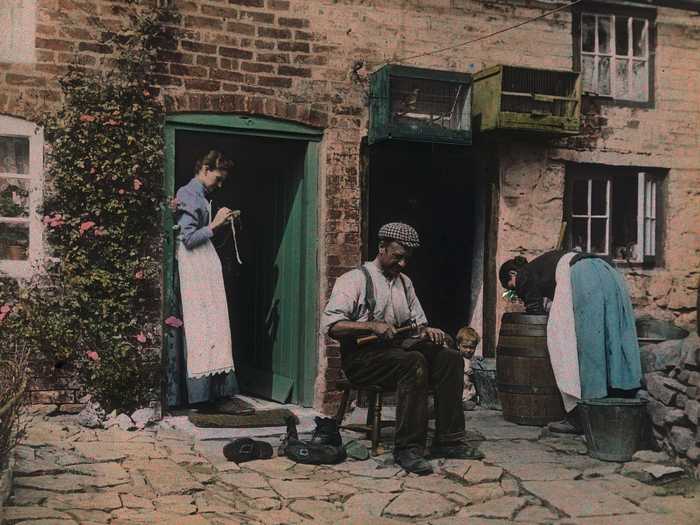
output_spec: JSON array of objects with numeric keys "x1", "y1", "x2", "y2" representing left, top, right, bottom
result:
[
  {"x1": 164, "y1": 116, "x2": 320, "y2": 409},
  {"x1": 366, "y1": 141, "x2": 479, "y2": 337}
]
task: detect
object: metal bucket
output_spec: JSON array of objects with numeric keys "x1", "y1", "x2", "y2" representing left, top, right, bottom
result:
[{"x1": 578, "y1": 398, "x2": 648, "y2": 462}]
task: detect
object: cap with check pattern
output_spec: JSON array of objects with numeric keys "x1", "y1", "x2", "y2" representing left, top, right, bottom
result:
[{"x1": 378, "y1": 222, "x2": 421, "y2": 248}]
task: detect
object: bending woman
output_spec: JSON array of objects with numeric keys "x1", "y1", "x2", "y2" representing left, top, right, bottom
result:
[
  {"x1": 175, "y1": 150, "x2": 237, "y2": 404},
  {"x1": 499, "y1": 250, "x2": 642, "y2": 433}
]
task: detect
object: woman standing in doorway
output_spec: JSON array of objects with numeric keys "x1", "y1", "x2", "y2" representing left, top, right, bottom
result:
[
  {"x1": 499, "y1": 250, "x2": 642, "y2": 433},
  {"x1": 175, "y1": 150, "x2": 238, "y2": 404}
]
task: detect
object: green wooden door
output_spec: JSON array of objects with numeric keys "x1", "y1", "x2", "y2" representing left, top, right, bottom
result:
[{"x1": 163, "y1": 115, "x2": 320, "y2": 407}]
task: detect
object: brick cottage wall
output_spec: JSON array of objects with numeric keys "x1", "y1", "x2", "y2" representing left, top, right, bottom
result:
[{"x1": 1, "y1": 0, "x2": 698, "y2": 413}]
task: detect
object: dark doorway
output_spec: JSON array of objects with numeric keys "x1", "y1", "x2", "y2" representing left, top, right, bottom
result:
[
  {"x1": 367, "y1": 141, "x2": 477, "y2": 337},
  {"x1": 171, "y1": 129, "x2": 317, "y2": 405}
]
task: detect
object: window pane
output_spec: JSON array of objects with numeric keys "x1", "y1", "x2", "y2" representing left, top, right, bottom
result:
[
  {"x1": 615, "y1": 17, "x2": 629, "y2": 56},
  {"x1": 582, "y1": 15, "x2": 596, "y2": 52},
  {"x1": 582, "y1": 55, "x2": 595, "y2": 92},
  {"x1": 591, "y1": 218, "x2": 607, "y2": 254},
  {"x1": 0, "y1": 136, "x2": 29, "y2": 174},
  {"x1": 0, "y1": 221, "x2": 29, "y2": 261},
  {"x1": 572, "y1": 179, "x2": 588, "y2": 215},
  {"x1": 572, "y1": 217, "x2": 588, "y2": 252},
  {"x1": 591, "y1": 179, "x2": 607, "y2": 215},
  {"x1": 630, "y1": 60, "x2": 648, "y2": 102},
  {"x1": 611, "y1": 175, "x2": 638, "y2": 259},
  {"x1": 614, "y1": 59, "x2": 629, "y2": 100},
  {"x1": 633, "y1": 19, "x2": 647, "y2": 57},
  {"x1": 0, "y1": 177, "x2": 30, "y2": 218},
  {"x1": 598, "y1": 16, "x2": 612, "y2": 54},
  {"x1": 598, "y1": 56, "x2": 611, "y2": 96}
]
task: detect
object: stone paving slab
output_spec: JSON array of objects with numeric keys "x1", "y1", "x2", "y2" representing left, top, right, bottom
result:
[
  {"x1": 523, "y1": 479, "x2": 645, "y2": 517},
  {"x1": 6, "y1": 409, "x2": 700, "y2": 525}
]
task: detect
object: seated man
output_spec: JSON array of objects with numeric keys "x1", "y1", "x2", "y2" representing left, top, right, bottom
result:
[{"x1": 322, "y1": 222, "x2": 483, "y2": 475}]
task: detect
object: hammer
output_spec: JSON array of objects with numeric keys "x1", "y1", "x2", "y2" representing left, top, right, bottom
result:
[{"x1": 356, "y1": 320, "x2": 418, "y2": 346}]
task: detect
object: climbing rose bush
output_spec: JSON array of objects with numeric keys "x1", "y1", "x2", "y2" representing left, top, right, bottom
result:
[{"x1": 0, "y1": 4, "x2": 179, "y2": 411}]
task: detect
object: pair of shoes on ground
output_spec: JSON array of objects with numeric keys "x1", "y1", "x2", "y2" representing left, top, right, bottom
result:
[
  {"x1": 278, "y1": 415, "x2": 346, "y2": 465},
  {"x1": 394, "y1": 443, "x2": 485, "y2": 476}
]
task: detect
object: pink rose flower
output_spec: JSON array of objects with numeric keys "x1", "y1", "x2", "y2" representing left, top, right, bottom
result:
[
  {"x1": 134, "y1": 270, "x2": 145, "y2": 280},
  {"x1": 118, "y1": 189, "x2": 125, "y2": 195},
  {"x1": 79, "y1": 221, "x2": 96, "y2": 236},
  {"x1": 136, "y1": 332, "x2": 147, "y2": 344},
  {"x1": 133, "y1": 178, "x2": 143, "y2": 191},
  {"x1": 0, "y1": 304, "x2": 11, "y2": 323},
  {"x1": 106, "y1": 119, "x2": 120, "y2": 126},
  {"x1": 79, "y1": 114, "x2": 96, "y2": 123},
  {"x1": 164, "y1": 316, "x2": 183, "y2": 328},
  {"x1": 86, "y1": 351, "x2": 100, "y2": 361}
]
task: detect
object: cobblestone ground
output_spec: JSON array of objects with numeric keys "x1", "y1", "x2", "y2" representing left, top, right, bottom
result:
[{"x1": 2, "y1": 408, "x2": 699, "y2": 524}]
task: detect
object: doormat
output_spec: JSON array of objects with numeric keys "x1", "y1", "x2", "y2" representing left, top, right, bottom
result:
[
  {"x1": 198, "y1": 397, "x2": 256, "y2": 416},
  {"x1": 188, "y1": 408, "x2": 296, "y2": 428}
]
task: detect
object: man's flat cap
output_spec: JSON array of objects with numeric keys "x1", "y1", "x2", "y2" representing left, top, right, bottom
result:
[{"x1": 378, "y1": 222, "x2": 421, "y2": 248}]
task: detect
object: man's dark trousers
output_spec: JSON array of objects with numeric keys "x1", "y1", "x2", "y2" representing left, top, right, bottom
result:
[{"x1": 341, "y1": 340, "x2": 466, "y2": 453}]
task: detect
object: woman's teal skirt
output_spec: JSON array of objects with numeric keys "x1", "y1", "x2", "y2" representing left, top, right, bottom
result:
[{"x1": 571, "y1": 258, "x2": 642, "y2": 399}]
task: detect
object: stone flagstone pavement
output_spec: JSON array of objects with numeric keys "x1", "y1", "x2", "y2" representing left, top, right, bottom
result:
[{"x1": 1, "y1": 408, "x2": 699, "y2": 524}]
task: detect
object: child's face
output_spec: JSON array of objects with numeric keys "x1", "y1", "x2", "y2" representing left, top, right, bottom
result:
[{"x1": 458, "y1": 340, "x2": 477, "y2": 358}]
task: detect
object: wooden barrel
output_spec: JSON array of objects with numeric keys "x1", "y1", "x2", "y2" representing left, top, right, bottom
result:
[{"x1": 496, "y1": 312, "x2": 566, "y2": 426}]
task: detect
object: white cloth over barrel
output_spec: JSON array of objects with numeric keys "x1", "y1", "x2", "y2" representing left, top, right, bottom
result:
[
  {"x1": 547, "y1": 251, "x2": 581, "y2": 412},
  {"x1": 177, "y1": 238, "x2": 235, "y2": 379}
]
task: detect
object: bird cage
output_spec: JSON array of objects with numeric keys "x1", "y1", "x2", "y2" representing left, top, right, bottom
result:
[
  {"x1": 472, "y1": 65, "x2": 581, "y2": 135},
  {"x1": 369, "y1": 65, "x2": 472, "y2": 145}
]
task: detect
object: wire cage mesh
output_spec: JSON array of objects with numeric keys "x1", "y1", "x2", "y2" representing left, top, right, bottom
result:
[
  {"x1": 369, "y1": 64, "x2": 472, "y2": 145},
  {"x1": 389, "y1": 76, "x2": 471, "y2": 131},
  {"x1": 500, "y1": 66, "x2": 579, "y2": 117}
]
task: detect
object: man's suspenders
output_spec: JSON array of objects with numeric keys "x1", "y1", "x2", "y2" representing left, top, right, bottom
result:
[{"x1": 358, "y1": 265, "x2": 376, "y2": 322}]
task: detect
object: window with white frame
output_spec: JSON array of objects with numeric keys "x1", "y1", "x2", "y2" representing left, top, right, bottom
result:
[
  {"x1": 566, "y1": 166, "x2": 662, "y2": 265},
  {"x1": 579, "y1": 11, "x2": 651, "y2": 102},
  {"x1": 0, "y1": 116, "x2": 43, "y2": 277}
]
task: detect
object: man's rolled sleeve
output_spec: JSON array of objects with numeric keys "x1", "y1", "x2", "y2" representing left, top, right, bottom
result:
[{"x1": 321, "y1": 272, "x2": 362, "y2": 337}]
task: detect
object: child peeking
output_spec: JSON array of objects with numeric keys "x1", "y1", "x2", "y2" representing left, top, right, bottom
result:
[{"x1": 456, "y1": 326, "x2": 480, "y2": 411}]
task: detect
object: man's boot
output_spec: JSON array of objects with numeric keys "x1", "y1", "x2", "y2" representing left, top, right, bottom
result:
[
  {"x1": 310, "y1": 416, "x2": 342, "y2": 447},
  {"x1": 394, "y1": 447, "x2": 433, "y2": 476}
]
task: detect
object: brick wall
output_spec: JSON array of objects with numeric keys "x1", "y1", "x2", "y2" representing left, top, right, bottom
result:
[{"x1": 1, "y1": 0, "x2": 698, "y2": 412}]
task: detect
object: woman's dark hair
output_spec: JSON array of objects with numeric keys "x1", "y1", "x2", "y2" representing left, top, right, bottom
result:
[
  {"x1": 498, "y1": 256, "x2": 528, "y2": 288},
  {"x1": 195, "y1": 150, "x2": 234, "y2": 175}
]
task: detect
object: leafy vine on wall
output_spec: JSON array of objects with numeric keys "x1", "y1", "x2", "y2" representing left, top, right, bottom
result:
[{"x1": 0, "y1": 3, "x2": 179, "y2": 411}]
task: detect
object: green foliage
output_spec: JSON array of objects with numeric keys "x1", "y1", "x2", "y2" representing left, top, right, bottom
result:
[{"x1": 0, "y1": 3, "x2": 179, "y2": 411}]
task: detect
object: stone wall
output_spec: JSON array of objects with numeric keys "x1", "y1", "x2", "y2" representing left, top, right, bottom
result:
[
  {"x1": 641, "y1": 332, "x2": 700, "y2": 477},
  {"x1": 1, "y1": 0, "x2": 698, "y2": 411}
]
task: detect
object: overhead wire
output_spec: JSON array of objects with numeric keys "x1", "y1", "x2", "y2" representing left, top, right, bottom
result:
[{"x1": 388, "y1": 0, "x2": 584, "y2": 66}]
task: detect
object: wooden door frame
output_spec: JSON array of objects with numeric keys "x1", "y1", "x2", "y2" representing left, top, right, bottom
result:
[{"x1": 162, "y1": 113, "x2": 322, "y2": 407}]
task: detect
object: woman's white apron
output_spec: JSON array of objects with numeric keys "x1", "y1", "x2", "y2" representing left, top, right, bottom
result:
[{"x1": 177, "y1": 238, "x2": 235, "y2": 379}]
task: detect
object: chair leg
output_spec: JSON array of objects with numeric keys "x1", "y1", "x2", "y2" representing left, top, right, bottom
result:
[
  {"x1": 334, "y1": 386, "x2": 351, "y2": 425},
  {"x1": 371, "y1": 392, "x2": 383, "y2": 456},
  {"x1": 366, "y1": 391, "x2": 376, "y2": 440}
]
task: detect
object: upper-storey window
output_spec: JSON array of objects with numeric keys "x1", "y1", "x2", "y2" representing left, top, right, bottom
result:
[
  {"x1": 0, "y1": 116, "x2": 43, "y2": 278},
  {"x1": 575, "y1": 6, "x2": 655, "y2": 104}
]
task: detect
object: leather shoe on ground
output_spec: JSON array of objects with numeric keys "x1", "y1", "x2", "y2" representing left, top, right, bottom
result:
[
  {"x1": 223, "y1": 438, "x2": 273, "y2": 463},
  {"x1": 547, "y1": 419, "x2": 583, "y2": 435},
  {"x1": 429, "y1": 443, "x2": 485, "y2": 460},
  {"x1": 394, "y1": 447, "x2": 433, "y2": 476}
]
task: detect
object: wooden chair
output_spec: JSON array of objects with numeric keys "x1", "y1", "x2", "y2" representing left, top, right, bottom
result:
[{"x1": 334, "y1": 376, "x2": 436, "y2": 456}]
